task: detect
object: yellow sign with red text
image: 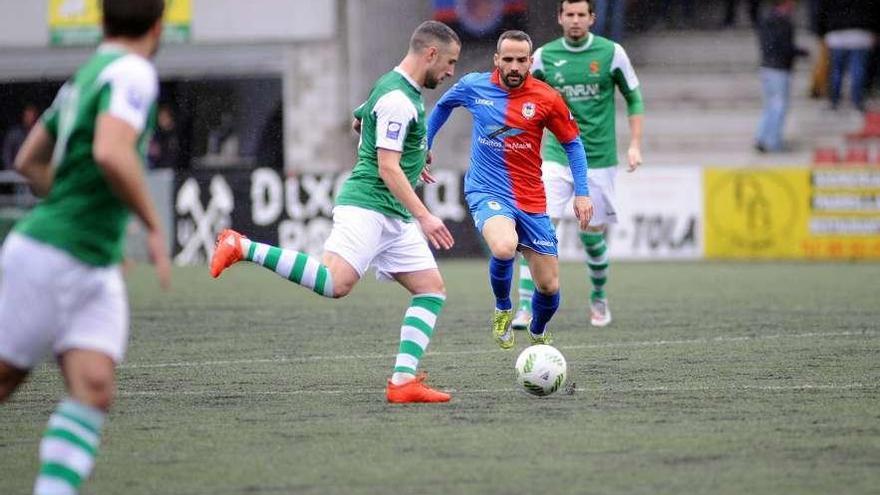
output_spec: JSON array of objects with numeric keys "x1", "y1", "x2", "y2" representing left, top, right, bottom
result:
[{"x1": 705, "y1": 166, "x2": 880, "y2": 259}]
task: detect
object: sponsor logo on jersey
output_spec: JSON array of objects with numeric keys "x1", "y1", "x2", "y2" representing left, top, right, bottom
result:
[
  {"x1": 558, "y1": 83, "x2": 600, "y2": 100},
  {"x1": 486, "y1": 125, "x2": 524, "y2": 140},
  {"x1": 488, "y1": 201, "x2": 502, "y2": 211},
  {"x1": 522, "y1": 102, "x2": 536, "y2": 120},
  {"x1": 553, "y1": 59, "x2": 568, "y2": 67},
  {"x1": 386, "y1": 121, "x2": 402, "y2": 140},
  {"x1": 475, "y1": 98, "x2": 494, "y2": 106}
]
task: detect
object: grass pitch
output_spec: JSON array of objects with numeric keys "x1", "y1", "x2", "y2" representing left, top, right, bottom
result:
[{"x1": 2, "y1": 260, "x2": 879, "y2": 494}]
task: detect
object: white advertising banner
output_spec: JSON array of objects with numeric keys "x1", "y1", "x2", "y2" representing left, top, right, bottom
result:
[{"x1": 556, "y1": 166, "x2": 704, "y2": 261}]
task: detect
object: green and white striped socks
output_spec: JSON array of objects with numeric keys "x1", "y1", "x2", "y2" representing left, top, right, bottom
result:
[
  {"x1": 241, "y1": 239, "x2": 334, "y2": 298},
  {"x1": 517, "y1": 255, "x2": 534, "y2": 312},
  {"x1": 391, "y1": 293, "x2": 446, "y2": 384},
  {"x1": 33, "y1": 398, "x2": 104, "y2": 495},
  {"x1": 580, "y1": 232, "x2": 609, "y2": 300}
]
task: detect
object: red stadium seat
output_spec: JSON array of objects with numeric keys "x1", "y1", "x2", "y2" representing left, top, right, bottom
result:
[{"x1": 812, "y1": 147, "x2": 841, "y2": 165}]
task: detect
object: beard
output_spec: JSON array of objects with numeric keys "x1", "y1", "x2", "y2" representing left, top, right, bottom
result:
[
  {"x1": 502, "y1": 71, "x2": 524, "y2": 88},
  {"x1": 424, "y1": 72, "x2": 440, "y2": 89}
]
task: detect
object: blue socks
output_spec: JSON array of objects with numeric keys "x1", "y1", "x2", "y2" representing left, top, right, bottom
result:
[
  {"x1": 530, "y1": 290, "x2": 560, "y2": 336},
  {"x1": 489, "y1": 256, "x2": 514, "y2": 310}
]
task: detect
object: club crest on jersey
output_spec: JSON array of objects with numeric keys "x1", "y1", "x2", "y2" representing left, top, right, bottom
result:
[
  {"x1": 590, "y1": 60, "x2": 600, "y2": 74},
  {"x1": 521, "y1": 102, "x2": 536, "y2": 120}
]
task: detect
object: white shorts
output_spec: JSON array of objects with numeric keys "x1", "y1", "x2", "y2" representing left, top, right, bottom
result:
[
  {"x1": 543, "y1": 162, "x2": 618, "y2": 226},
  {"x1": 323, "y1": 205, "x2": 438, "y2": 281},
  {"x1": 0, "y1": 233, "x2": 129, "y2": 369}
]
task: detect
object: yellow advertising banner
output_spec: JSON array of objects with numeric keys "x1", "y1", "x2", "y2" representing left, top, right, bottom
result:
[
  {"x1": 49, "y1": 0, "x2": 191, "y2": 46},
  {"x1": 705, "y1": 168, "x2": 811, "y2": 259},
  {"x1": 705, "y1": 166, "x2": 880, "y2": 260}
]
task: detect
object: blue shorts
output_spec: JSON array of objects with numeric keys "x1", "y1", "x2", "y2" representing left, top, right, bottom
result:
[{"x1": 466, "y1": 192, "x2": 558, "y2": 256}]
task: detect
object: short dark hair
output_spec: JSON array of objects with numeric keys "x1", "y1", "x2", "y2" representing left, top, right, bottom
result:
[
  {"x1": 558, "y1": 0, "x2": 593, "y2": 15},
  {"x1": 410, "y1": 21, "x2": 461, "y2": 54},
  {"x1": 496, "y1": 30, "x2": 533, "y2": 53},
  {"x1": 102, "y1": 0, "x2": 165, "y2": 39}
]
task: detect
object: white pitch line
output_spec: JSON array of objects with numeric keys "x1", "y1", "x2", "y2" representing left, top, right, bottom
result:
[
  {"x1": 14, "y1": 382, "x2": 877, "y2": 399},
  {"x1": 113, "y1": 330, "x2": 878, "y2": 370}
]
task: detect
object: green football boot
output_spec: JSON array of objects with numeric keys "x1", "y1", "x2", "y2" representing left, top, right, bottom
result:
[{"x1": 492, "y1": 308, "x2": 515, "y2": 350}]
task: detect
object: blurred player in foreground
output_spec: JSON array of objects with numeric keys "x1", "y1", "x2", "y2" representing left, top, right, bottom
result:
[
  {"x1": 0, "y1": 1, "x2": 170, "y2": 493},
  {"x1": 211, "y1": 21, "x2": 460, "y2": 403},
  {"x1": 426, "y1": 30, "x2": 592, "y2": 350}
]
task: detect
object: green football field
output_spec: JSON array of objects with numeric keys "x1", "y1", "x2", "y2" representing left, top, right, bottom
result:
[{"x1": 2, "y1": 260, "x2": 879, "y2": 494}]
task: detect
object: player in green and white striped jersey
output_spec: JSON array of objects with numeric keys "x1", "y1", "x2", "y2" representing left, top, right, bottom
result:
[
  {"x1": 513, "y1": 0, "x2": 644, "y2": 329},
  {"x1": 211, "y1": 21, "x2": 461, "y2": 403},
  {"x1": 0, "y1": 2, "x2": 169, "y2": 494}
]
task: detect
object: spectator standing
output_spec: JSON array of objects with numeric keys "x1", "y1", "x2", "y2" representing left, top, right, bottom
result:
[
  {"x1": 818, "y1": 0, "x2": 880, "y2": 111},
  {"x1": 755, "y1": 0, "x2": 807, "y2": 153}
]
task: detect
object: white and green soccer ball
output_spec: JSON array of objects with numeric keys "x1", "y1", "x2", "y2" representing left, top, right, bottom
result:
[{"x1": 515, "y1": 344, "x2": 567, "y2": 397}]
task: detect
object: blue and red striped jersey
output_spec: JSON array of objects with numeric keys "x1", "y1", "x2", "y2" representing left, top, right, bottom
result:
[{"x1": 428, "y1": 70, "x2": 585, "y2": 214}]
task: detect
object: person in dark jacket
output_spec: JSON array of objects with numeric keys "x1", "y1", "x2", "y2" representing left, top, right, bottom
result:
[
  {"x1": 817, "y1": 0, "x2": 879, "y2": 111},
  {"x1": 755, "y1": 0, "x2": 807, "y2": 152}
]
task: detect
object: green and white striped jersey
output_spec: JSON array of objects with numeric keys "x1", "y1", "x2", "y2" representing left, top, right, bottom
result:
[
  {"x1": 15, "y1": 44, "x2": 158, "y2": 266},
  {"x1": 336, "y1": 68, "x2": 427, "y2": 221},
  {"x1": 532, "y1": 34, "x2": 643, "y2": 169}
]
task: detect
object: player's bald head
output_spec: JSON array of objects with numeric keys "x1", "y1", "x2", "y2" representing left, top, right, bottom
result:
[{"x1": 409, "y1": 21, "x2": 461, "y2": 55}]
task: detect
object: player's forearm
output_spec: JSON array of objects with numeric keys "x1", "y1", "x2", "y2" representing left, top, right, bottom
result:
[
  {"x1": 628, "y1": 114, "x2": 643, "y2": 150},
  {"x1": 562, "y1": 138, "x2": 589, "y2": 197},
  {"x1": 378, "y1": 152, "x2": 430, "y2": 219},
  {"x1": 95, "y1": 147, "x2": 162, "y2": 232},
  {"x1": 426, "y1": 104, "x2": 454, "y2": 149},
  {"x1": 14, "y1": 123, "x2": 56, "y2": 197}
]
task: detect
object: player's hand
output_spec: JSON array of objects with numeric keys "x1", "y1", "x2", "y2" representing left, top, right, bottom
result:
[
  {"x1": 351, "y1": 118, "x2": 362, "y2": 135},
  {"x1": 147, "y1": 228, "x2": 171, "y2": 291},
  {"x1": 420, "y1": 163, "x2": 437, "y2": 184},
  {"x1": 627, "y1": 145, "x2": 642, "y2": 172},
  {"x1": 573, "y1": 196, "x2": 593, "y2": 231},
  {"x1": 417, "y1": 212, "x2": 455, "y2": 250}
]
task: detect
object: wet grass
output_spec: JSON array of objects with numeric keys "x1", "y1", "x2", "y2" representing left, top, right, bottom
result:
[{"x1": 2, "y1": 260, "x2": 879, "y2": 494}]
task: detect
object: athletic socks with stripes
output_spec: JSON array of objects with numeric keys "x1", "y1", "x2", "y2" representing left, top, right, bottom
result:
[
  {"x1": 579, "y1": 232, "x2": 609, "y2": 301},
  {"x1": 33, "y1": 398, "x2": 104, "y2": 495},
  {"x1": 391, "y1": 294, "x2": 446, "y2": 385},
  {"x1": 241, "y1": 239, "x2": 335, "y2": 298}
]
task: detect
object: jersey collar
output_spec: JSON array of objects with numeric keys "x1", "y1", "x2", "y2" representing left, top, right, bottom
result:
[
  {"x1": 561, "y1": 33, "x2": 594, "y2": 52},
  {"x1": 394, "y1": 67, "x2": 421, "y2": 93}
]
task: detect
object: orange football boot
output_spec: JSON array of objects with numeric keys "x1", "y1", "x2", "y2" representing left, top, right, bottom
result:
[
  {"x1": 210, "y1": 229, "x2": 245, "y2": 278},
  {"x1": 386, "y1": 373, "x2": 451, "y2": 403}
]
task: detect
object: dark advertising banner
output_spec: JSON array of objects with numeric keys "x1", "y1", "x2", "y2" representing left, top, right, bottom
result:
[{"x1": 173, "y1": 167, "x2": 485, "y2": 266}]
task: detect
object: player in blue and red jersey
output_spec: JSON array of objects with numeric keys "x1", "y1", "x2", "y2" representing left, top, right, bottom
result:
[{"x1": 427, "y1": 30, "x2": 593, "y2": 349}]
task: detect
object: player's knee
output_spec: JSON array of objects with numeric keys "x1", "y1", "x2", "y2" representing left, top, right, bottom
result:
[
  {"x1": 535, "y1": 278, "x2": 559, "y2": 294},
  {"x1": 332, "y1": 282, "x2": 354, "y2": 298},
  {"x1": 73, "y1": 371, "x2": 115, "y2": 411},
  {"x1": 486, "y1": 240, "x2": 517, "y2": 260}
]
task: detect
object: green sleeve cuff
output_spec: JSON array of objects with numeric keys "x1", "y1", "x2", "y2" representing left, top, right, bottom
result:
[{"x1": 624, "y1": 87, "x2": 644, "y2": 116}]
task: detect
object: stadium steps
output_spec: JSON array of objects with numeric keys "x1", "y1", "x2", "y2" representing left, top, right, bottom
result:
[{"x1": 625, "y1": 28, "x2": 868, "y2": 166}]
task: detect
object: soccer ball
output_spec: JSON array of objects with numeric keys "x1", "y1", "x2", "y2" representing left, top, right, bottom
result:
[{"x1": 515, "y1": 344, "x2": 567, "y2": 397}]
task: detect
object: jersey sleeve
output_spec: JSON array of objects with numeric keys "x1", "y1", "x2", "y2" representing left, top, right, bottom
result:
[
  {"x1": 372, "y1": 89, "x2": 418, "y2": 153},
  {"x1": 545, "y1": 91, "x2": 580, "y2": 144},
  {"x1": 97, "y1": 55, "x2": 159, "y2": 132},
  {"x1": 353, "y1": 101, "x2": 367, "y2": 120},
  {"x1": 611, "y1": 43, "x2": 644, "y2": 115},
  {"x1": 531, "y1": 47, "x2": 546, "y2": 81},
  {"x1": 427, "y1": 74, "x2": 473, "y2": 148}
]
